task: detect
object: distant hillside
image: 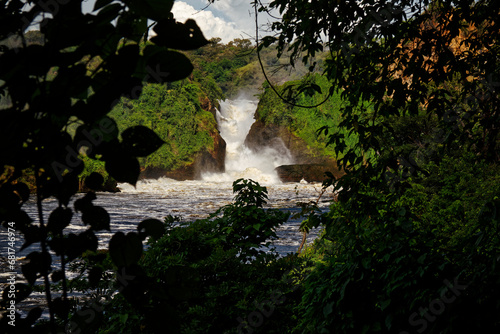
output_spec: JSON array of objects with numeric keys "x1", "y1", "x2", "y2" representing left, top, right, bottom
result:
[{"x1": 184, "y1": 37, "x2": 327, "y2": 98}]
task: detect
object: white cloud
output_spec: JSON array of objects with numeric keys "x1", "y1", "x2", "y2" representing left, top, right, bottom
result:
[
  {"x1": 83, "y1": 0, "x2": 272, "y2": 44},
  {"x1": 172, "y1": 1, "x2": 249, "y2": 43}
]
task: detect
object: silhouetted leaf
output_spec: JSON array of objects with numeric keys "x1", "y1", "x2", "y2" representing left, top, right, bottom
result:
[
  {"x1": 0, "y1": 185, "x2": 22, "y2": 213},
  {"x1": 127, "y1": 0, "x2": 174, "y2": 21},
  {"x1": 52, "y1": 297, "x2": 70, "y2": 319},
  {"x1": 140, "y1": 46, "x2": 193, "y2": 83},
  {"x1": 47, "y1": 207, "x2": 73, "y2": 234},
  {"x1": 109, "y1": 232, "x2": 143, "y2": 267},
  {"x1": 152, "y1": 19, "x2": 208, "y2": 50},
  {"x1": 85, "y1": 172, "x2": 105, "y2": 190},
  {"x1": 138, "y1": 218, "x2": 165, "y2": 241},
  {"x1": 25, "y1": 307, "x2": 42, "y2": 325},
  {"x1": 121, "y1": 126, "x2": 165, "y2": 157},
  {"x1": 96, "y1": 3, "x2": 123, "y2": 24},
  {"x1": 74, "y1": 192, "x2": 97, "y2": 213},
  {"x1": 105, "y1": 155, "x2": 140, "y2": 185},
  {"x1": 94, "y1": 0, "x2": 114, "y2": 11},
  {"x1": 88, "y1": 266, "x2": 103, "y2": 288},
  {"x1": 21, "y1": 252, "x2": 52, "y2": 285},
  {"x1": 12, "y1": 182, "x2": 30, "y2": 203},
  {"x1": 107, "y1": 44, "x2": 140, "y2": 78},
  {"x1": 51, "y1": 270, "x2": 64, "y2": 283},
  {"x1": 20, "y1": 225, "x2": 42, "y2": 251},
  {"x1": 74, "y1": 117, "x2": 119, "y2": 152},
  {"x1": 2, "y1": 283, "x2": 31, "y2": 303},
  {"x1": 51, "y1": 171, "x2": 81, "y2": 206},
  {"x1": 82, "y1": 206, "x2": 111, "y2": 231},
  {"x1": 54, "y1": 230, "x2": 99, "y2": 261},
  {"x1": 79, "y1": 230, "x2": 99, "y2": 254},
  {"x1": 117, "y1": 12, "x2": 147, "y2": 43},
  {"x1": 8, "y1": 209, "x2": 32, "y2": 232}
]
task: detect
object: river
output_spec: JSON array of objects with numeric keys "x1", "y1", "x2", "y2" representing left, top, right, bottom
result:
[{"x1": 0, "y1": 97, "x2": 334, "y2": 318}]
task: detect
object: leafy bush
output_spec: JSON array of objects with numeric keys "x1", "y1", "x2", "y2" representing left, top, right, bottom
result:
[
  {"x1": 97, "y1": 179, "x2": 305, "y2": 334},
  {"x1": 295, "y1": 153, "x2": 500, "y2": 333}
]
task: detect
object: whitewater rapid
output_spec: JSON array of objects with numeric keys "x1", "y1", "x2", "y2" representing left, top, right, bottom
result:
[
  {"x1": 202, "y1": 98, "x2": 293, "y2": 184},
  {"x1": 0, "y1": 97, "x2": 334, "y2": 320}
]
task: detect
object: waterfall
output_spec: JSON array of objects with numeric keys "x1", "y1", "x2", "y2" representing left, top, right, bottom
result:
[{"x1": 202, "y1": 97, "x2": 293, "y2": 184}]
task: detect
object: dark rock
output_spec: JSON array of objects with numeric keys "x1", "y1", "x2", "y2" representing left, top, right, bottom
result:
[
  {"x1": 245, "y1": 119, "x2": 337, "y2": 165},
  {"x1": 79, "y1": 178, "x2": 120, "y2": 193},
  {"x1": 275, "y1": 163, "x2": 344, "y2": 183}
]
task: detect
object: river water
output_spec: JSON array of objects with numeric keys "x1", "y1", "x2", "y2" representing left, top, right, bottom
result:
[
  {"x1": 0, "y1": 98, "x2": 333, "y2": 317},
  {"x1": 1, "y1": 97, "x2": 334, "y2": 263}
]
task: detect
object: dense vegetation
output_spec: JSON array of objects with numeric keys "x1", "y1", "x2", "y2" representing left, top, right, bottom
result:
[
  {"x1": 1, "y1": 0, "x2": 499, "y2": 333},
  {"x1": 92, "y1": 179, "x2": 303, "y2": 334},
  {"x1": 256, "y1": 74, "x2": 361, "y2": 159},
  {"x1": 257, "y1": 0, "x2": 500, "y2": 332},
  {"x1": 107, "y1": 36, "x2": 320, "y2": 174},
  {"x1": 110, "y1": 81, "x2": 220, "y2": 171}
]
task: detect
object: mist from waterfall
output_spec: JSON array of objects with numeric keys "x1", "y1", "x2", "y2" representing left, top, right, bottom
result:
[{"x1": 202, "y1": 96, "x2": 293, "y2": 184}]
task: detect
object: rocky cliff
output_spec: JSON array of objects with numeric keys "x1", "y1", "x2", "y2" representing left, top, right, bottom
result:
[{"x1": 245, "y1": 120, "x2": 343, "y2": 182}]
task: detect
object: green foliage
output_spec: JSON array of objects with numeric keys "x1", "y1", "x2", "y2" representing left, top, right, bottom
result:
[
  {"x1": 256, "y1": 74, "x2": 360, "y2": 159},
  {"x1": 295, "y1": 154, "x2": 500, "y2": 333},
  {"x1": 186, "y1": 38, "x2": 255, "y2": 96},
  {"x1": 109, "y1": 81, "x2": 218, "y2": 170},
  {"x1": 0, "y1": 1, "x2": 208, "y2": 332},
  {"x1": 79, "y1": 156, "x2": 117, "y2": 191},
  {"x1": 97, "y1": 179, "x2": 303, "y2": 334},
  {"x1": 257, "y1": 0, "x2": 500, "y2": 332}
]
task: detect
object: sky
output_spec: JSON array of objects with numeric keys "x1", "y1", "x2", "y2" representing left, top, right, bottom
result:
[
  {"x1": 171, "y1": 0, "x2": 263, "y2": 43},
  {"x1": 79, "y1": 0, "x2": 275, "y2": 44}
]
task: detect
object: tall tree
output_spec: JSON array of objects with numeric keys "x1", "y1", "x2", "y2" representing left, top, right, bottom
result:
[
  {"x1": 0, "y1": 1, "x2": 207, "y2": 332},
  {"x1": 257, "y1": 0, "x2": 500, "y2": 332},
  {"x1": 258, "y1": 0, "x2": 499, "y2": 166}
]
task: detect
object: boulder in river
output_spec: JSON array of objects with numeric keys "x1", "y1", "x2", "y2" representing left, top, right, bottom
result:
[{"x1": 275, "y1": 163, "x2": 344, "y2": 183}]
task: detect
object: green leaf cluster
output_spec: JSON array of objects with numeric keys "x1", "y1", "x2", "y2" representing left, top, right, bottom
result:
[
  {"x1": 84, "y1": 179, "x2": 302, "y2": 334},
  {"x1": 0, "y1": 0, "x2": 209, "y2": 331}
]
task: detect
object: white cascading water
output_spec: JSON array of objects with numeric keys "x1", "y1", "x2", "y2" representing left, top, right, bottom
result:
[{"x1": 202, "y1": 97, "x2": 293, "y2": 184}]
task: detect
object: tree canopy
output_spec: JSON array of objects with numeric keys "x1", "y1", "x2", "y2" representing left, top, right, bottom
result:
[
  {"x1": 259, "y1": 0, "x2": 498, "y2": 166},
  {"x1": 1, "y1": 0, "x2": 499, "y2": 332},
  {"x1": 0, "y1": 1, "x2": 208, "y2": 331},
  {"x1": 255, "y1": 0, "x2": 500, "y2": 332}
]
